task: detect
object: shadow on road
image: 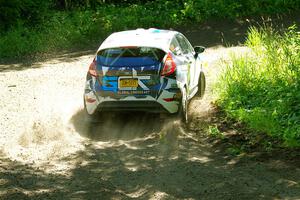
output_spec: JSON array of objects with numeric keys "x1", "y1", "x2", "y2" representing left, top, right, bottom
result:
[
  {"x1": 0, "y1": 49, "x2": 95, "y2": 73},
  {"x1": 179, "y1": 11, "x2": 300, "y2": 47},
  {"x1": 1, "y1": 118, "x2": 300, "y2": 199},
  {"x1": 1, "y1": 108, "x2": 300, "y2": 199}
]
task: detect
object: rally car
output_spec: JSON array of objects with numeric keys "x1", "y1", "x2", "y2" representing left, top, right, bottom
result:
[{"x1": 84, "y1": 28, "x2": 206, "y2": 123}]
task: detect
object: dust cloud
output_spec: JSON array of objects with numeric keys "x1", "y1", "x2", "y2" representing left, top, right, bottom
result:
[
  {"x1": 0, "y1": 47, "x2": 245, "y2": 171},
  {"x1": 0, "y1": 55, "x2": 90, "y2": 170},
  {"x1": 0, "y1": 52, "x2": 185, "y2": 172}
]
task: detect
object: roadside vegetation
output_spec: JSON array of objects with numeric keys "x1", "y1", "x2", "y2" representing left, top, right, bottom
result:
[
  {"x1": 217, "y1": 26, "x2": 300, "y2": 147},
  {"x1": 1, "y1": 0, "x2": 300, "y2": 60}
]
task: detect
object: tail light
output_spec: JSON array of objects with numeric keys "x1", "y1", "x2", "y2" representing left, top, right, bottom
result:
[
  {"x1": 88, "y1": 58, "x2": 97, "y2": 77},
  {"x1": 161, "y1": 53, "x2": 176, "y2": 76},
  {"x1": 163, "y1": 97, "x2": 175, "y2": 102},
  {"x1": 85, "y1": 96, "x2": 96, "y2": 103}
]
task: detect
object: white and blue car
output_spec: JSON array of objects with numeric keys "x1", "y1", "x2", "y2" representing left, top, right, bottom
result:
[{"x1": 84, "y1": 28, "x2": 206, "y2": 123}]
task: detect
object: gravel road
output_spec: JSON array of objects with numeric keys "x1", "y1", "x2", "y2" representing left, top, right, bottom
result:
[{"x1": 1, "y1": 21, "x2": 300, "y2": 199}]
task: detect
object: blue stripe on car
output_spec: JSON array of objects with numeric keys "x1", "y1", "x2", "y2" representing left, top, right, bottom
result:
[{"x1": 97, "y1": 56, "x2": 160, "y2": 68}]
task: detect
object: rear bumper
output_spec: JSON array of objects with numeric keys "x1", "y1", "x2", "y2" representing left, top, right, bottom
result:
[
  {"x1": 84, "y1": 91, "x2": 180, "y2": 115},
  {"x1": 84, "y1": 76, "x2": 182, "y2": 115}
]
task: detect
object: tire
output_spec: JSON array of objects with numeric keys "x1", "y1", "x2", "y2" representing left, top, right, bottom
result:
[
  {"x1": 196, "y1": 71, "x2": 206, "y2": 98},
  {"x1": 178, "y1": 87, "x2": 189, "y2": 124}
]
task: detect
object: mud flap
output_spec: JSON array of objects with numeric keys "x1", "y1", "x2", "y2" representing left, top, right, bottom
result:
[
  {"x1": 178, "y1": 87, "x2": 189, "y2": 124},
  {"x1": 196, "y1": 71, "x2": 206, "y2": 98}
]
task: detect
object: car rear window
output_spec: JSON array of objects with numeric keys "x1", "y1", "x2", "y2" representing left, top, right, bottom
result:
[{"x1": 97, "y1": 47, "x2": 165, "y2": 67}]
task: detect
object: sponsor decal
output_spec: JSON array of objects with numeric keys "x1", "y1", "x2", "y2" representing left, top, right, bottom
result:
[
  {"x1": 132, "y1": 68, "x2": 150, "y2": 90},
  {"x1": 117, "y1": 90, "x2": 151, "y2": 95}
]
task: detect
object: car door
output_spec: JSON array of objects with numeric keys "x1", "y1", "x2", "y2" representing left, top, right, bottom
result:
[
  {"x1": 175, "y1": 34, "x2": 197, "y2": 95},
  {"x1": 169, "y1": 36, "x2": 188, "y2": 88}
]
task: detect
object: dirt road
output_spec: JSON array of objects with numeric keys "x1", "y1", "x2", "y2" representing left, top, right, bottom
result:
[
  {"x1": 1, "y1": 16, "x2": 300, "y2": 199},
  {"x1": 0, "y1": 45, "x2": 299, "y2": 199}
]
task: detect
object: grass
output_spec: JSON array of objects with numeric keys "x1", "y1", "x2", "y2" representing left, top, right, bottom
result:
[
  {"x1": 208, "y1": 125, "x2": 225, "y2": 139},
  {"x1": 216, "y1": 25, "x2": 300, "y2": 147},
  {"x1": 1, "y1": 0, "x2": 300, "y2": 61}
]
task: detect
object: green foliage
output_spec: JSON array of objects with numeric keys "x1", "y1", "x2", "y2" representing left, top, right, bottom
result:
[
  {"x1": 208, "y1": 125, "x2": 225, "y2": 139},
  {"x1": 226, "y1": 146, "x2": 243, "y2": 156},
  {"x1": 0, "y1": 3, "x2": 180, "y2": 59},
  {"x1": 180, "y1": 0, "x2": 300, "y2": 20},
  {"x1": 0, "y1": 0, "x2": 51, "y2": 31},
  {"x1": 217, "y1": 26, "x2": 300, "y2": 147},
  {"x1": 0, "y1": 0, "x2": 300, "y2": 59}
]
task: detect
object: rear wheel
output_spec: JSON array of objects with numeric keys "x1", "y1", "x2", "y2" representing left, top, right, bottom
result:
[{"x1": 178, "y1": 87, "x2": 189, "y2": 124}]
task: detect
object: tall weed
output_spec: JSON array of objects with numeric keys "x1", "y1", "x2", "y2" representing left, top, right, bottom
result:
[{"x1": 217, "y1": 26, "x2": 300, "y2": 147}]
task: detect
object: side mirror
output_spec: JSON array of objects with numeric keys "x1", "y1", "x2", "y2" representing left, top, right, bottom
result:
[{"x1": 194, "y1": 46, "x2": 205, "y2": 58}]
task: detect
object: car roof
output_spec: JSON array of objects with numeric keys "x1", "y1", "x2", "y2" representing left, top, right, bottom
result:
[{"x1": 97, "y1": 28, "x2": 178, "y2": 52}]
